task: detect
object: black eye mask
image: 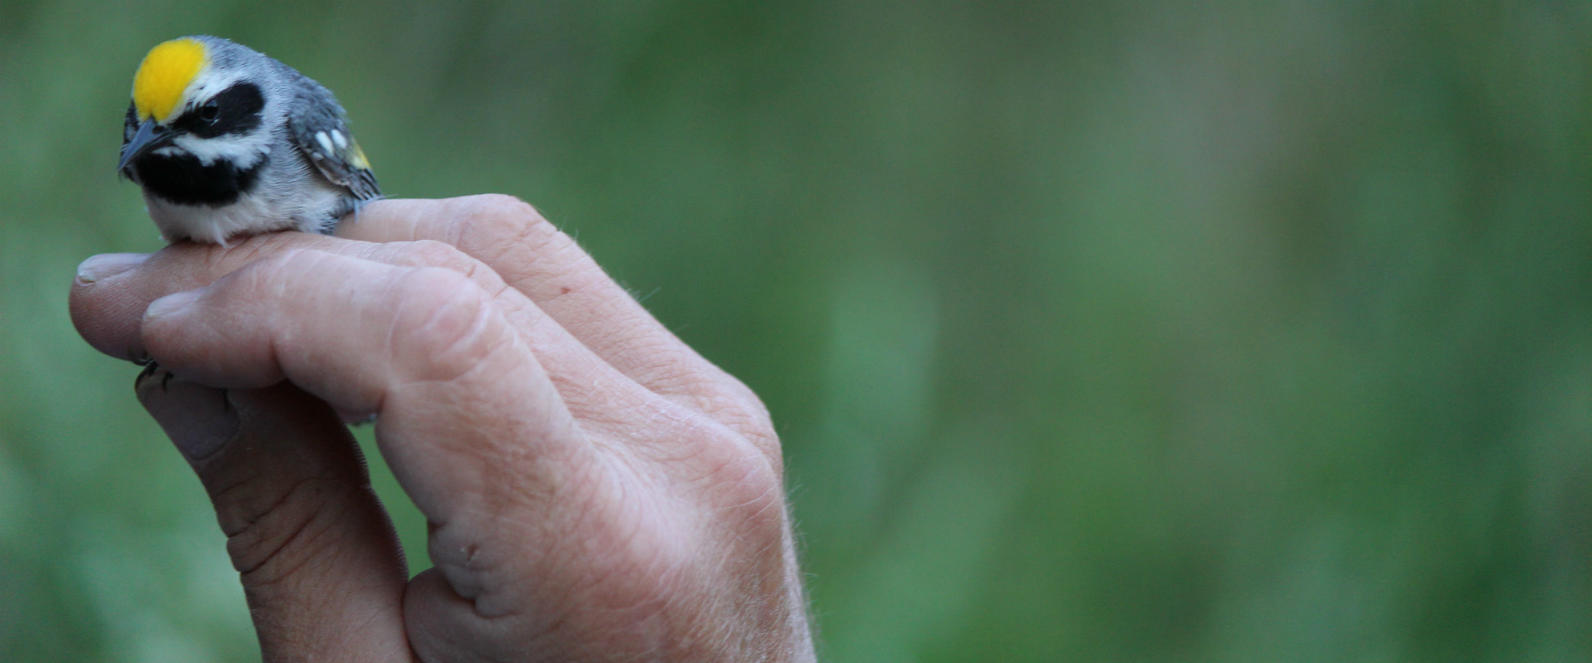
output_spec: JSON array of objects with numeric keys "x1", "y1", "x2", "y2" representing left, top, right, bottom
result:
[{"x1": 171, "y1": 82, "x2": 266, "y2": 139}]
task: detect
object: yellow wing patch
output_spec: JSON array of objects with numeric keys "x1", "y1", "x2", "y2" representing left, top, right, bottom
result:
[
  {"x1": 132, "y1": 38, "x2": 208, "y2": 123},
  {"x1": 349, "y1": 142, "x2": 371, "y2": 170}
]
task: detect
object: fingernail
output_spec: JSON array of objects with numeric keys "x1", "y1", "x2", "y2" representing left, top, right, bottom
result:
[
  {"x1": 76, "y1": 253, "x2": 147, "y2": 284},
  {"x1": 136, "y1": 368, "x2": 240, "y2": 461},
  {"x1": 144, "y1": 290, "x2": 201, "y2": 321}
]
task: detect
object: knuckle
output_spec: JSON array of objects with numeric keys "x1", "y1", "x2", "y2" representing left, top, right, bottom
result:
[
  {"x1": 716, "y1": 379, "x2": 781, "y2": 462},
  {"x1": 642, "y1": 364, "x2": 782, "y2": 467},
  {"x1": 460, "y1": 193, "x2": 543, "y2": 223},
  {"x1": 388, "y1": 267, "x2": 508, "y2": 383},
  {"x1": 702, "y1": 428, "x2": 785, "y2": 519},
  {"x1": 453, "y1": 194, "x2": 570, "y2": 264},
  {"x1": 632, "y1": 402, "x2": 785, "y2": 521},
  {"x1": 386, "y1": 238, "x2": 481, "y2": 275}
]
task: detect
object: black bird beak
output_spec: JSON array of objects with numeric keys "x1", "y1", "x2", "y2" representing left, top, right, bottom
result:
[{"x1": 118, "y1": 119, "x2": 173, "y2": 176}]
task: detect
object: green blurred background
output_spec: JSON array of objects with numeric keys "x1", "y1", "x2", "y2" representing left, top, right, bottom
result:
[{"x1": 3, "y1": 2, "x2": 1590, "y2": 660}]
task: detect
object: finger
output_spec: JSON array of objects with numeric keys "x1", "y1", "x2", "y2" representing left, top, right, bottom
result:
[
  {"x1": 71, "y1": 233, "x2": 508, "y2": 364},
  {"x1": 402, "y1": 569, "x2": 528, "y2": 662},
  {"x1": 136, "y1": 368, "x2": 411, "y2": 662},
  {"x1": 135, "y1": 248, "x2": 599, "y2": 540},
  {"x1": 72, "y1": 233, "x2": 672, "y2": 440},
  {"x1": 72, "y1": 252, "x2": 154, "y2": 360},
  {"x1": 73, "y1": 231, "x2": 614, "y2": 392},
  {"x1": 73, "y1": 233, "x2": 345, "y2": 362},
  {"x1": 341, "y1": 197, "x2": 772, "y2": 437}
]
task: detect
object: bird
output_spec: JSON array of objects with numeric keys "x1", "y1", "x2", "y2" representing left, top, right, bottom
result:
[{"x1": 118, "y1": 35, "x2": 380, "y2": 245}]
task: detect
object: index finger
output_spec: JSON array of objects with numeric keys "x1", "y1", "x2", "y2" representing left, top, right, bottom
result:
[{"x1": 342, "y1": 196, "x2": 773, "y2": 445}]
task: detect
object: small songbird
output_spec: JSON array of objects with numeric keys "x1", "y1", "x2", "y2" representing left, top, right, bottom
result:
[{"x1": 118, "y1": 35, "x2": 380, "y2": 244}]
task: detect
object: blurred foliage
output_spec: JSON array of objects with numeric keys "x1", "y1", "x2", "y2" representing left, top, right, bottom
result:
[{"x1": 3, "y1": 1, "x2": 1591, "y2": 661}]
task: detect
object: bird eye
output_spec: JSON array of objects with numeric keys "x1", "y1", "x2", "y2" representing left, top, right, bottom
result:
[{"x1": 199, "y1": 101, "x2": 220, "y2": 123}]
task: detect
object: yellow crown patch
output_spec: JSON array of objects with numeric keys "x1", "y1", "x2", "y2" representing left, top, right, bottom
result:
[{"x1": 132, "y1": 38, "x2": 208, "y2": 123}]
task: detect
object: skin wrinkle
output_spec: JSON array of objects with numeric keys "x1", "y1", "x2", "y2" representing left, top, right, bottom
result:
[
  {"x1": 420, "y1": 407, "x2": 551, "y2": 537},
  {"x1": 487, "y1": 372, "x2": 787, "y2": 658},
  {"x1": 432, "y1": 452, "x2": 601, "y2": 618},
  {"x1": 504, "y1": 309, "x2": 628, "y2": 398},
  {"x1": 230, "y1": 244, "x2": 309, "y2": 308},
  {"x1": 207, "y1": 472, "x2": 276, "y2": 531},
  {"x1": 455, "y1": 196, "x2": 569, "y2": 289},
  {"x1": 621, "y1": 396, "x2": 778, "y2": 504},
  {"x1": 343, "y1": 599, "x2": 400, "y2": 653},
  {"x1": 200, "y1": 231, "x2": 271, "y2": 273},
  {"x1": 551, "y1": 375, "x2": 653, "y2": 455},
  {"x1": 673, "y1": 548, "x2": 751, "y2": 653},
  {"x1": 388, "y1": 363, "x2": 538, "y2": 529},
  {"x1": 428, "y1": 522, "x2": 495, "y2": 605},
  {"x1": 429, "y1": 511, "x2": 562, "y2": 623},
  {"x1": 703, "y1": 504, "x2": 791, "y2": 647},
  {"x1": 668, "y1": 534, "x2": 775, "y2": 661},
  {"x1": 355, "y1": 243, "x2": 511, "y2": 405},
  {"x1": 700, "y1": 450, "x2": 785, "y2": 528},
  {"x1": 494, "y1": 411, "x2": 586, "y2": 510},
  {"x1": 680, "y1": 449, "x2": 792, "y2": 661},
  {"x1": 228, "y1": 476, "x2": 355, "y2": 581},
  {"x1": 383, "y1": 367, "x2": 592, "y2": 621},
  {"x1": 384, "y1": 268, "x2": 494, "y2": 385},
  {"x1": 369, "y1": 239, "x2": 484, "y2": 277},
  {"x1": 147, "y1": 292, "x2": 237, "y2": 384},
  {"x1": 237, "y1": 513, "x2": 325, "y2": 589},
  {"x1": 559, "y1": 457, "x2": 670, "y2": 601},
  {"x1": 374, "y1": 244, "x2": 600, "y2": 415},
  {"x1": 384, "y1": 324, "x2": 571, "y2": 465}
]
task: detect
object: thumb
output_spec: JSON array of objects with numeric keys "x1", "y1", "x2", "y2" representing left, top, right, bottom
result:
[{"x1": 136, "y1": 367, "x2": 414, "y2": 662}]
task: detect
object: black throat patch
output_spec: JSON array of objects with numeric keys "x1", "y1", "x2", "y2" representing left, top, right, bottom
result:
[{"x1": 131, "y1": 153, "x2": 266, "y2": 207}]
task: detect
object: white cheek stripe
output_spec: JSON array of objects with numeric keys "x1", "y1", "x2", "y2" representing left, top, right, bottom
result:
[{"x1": 171, "y1": 131, "x2": 272, "y2": 167}]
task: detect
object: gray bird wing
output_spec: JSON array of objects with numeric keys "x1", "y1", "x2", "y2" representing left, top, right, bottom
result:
[{"x1": 284, "y1": 76, "x2": 381, "y2": 201}]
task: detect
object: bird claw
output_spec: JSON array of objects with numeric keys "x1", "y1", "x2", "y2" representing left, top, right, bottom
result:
[{"x1": 134, "y1": 361, "x2": 175, "y2": 392}]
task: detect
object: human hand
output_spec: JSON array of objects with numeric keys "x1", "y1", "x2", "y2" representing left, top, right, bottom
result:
[{"x1": 69, "y1": 196, "x2": 815, "y2": 662}]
